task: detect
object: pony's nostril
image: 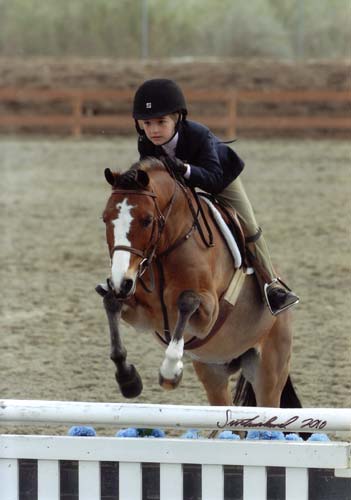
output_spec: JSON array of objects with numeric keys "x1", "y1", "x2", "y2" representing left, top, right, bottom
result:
[{"x1": 120, "y1": 278, "x2": 134, "y2": 296}]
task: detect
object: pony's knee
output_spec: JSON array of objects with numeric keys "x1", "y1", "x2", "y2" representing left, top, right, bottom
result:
[{"x1": 177, "y1": 290, "x2": 201, "y2": 315}]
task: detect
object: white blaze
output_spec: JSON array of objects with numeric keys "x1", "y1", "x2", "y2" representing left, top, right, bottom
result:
[{"x1": 111, "y1": 199, "x2": 134, "y2": 291}]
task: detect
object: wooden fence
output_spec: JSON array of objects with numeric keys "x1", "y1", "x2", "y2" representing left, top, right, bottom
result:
[{"x1": 0, "y1": 88, "x2": 350, "y2": 138}]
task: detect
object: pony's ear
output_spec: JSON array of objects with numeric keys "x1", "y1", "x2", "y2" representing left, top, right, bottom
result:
[
  {"x1": 104, "y1": 168, "x2": 116, "y2": 186},
  {"x1": 136, "y1": 169, "x2": 150, "y2": 188}
]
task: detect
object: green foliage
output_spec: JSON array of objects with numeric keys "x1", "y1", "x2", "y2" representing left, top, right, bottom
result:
[{"x1": 0, "y1": 0, "x2": 349, "y2": 59}]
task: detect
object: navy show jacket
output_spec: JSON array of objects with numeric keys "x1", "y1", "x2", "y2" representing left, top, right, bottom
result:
[{"x1": 137, "y1": 120, "x2": 244, "y2": 194}]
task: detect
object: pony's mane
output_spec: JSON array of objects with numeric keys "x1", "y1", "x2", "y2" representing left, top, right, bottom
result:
[
  {"x1": 116, "y1": 157, "x2": 166, "y2": 189},
  {"x1": 139, "y1": 157, "x2": 165, "y2": 172}
]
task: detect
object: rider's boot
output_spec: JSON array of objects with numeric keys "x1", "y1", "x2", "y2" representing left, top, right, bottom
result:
[
  {"x1": 264, "y1": 279, "x2": 299, "y2": 316},
  {"x1": 245, "y1": 232, "x2": 299, "y2": 316}
]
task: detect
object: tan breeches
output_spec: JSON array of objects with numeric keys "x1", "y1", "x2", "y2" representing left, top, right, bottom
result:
[{"x1": 216, "y1": 177, "x2": 276, "y2": 281}]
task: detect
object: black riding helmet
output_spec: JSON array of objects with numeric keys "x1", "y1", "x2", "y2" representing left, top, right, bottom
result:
[{"x1": 133, "y1": 78, "x2": 188, "y2": 122}]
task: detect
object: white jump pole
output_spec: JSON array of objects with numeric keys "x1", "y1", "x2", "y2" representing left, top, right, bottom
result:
[{"x1": 1, "y1": 400, "x2": 350, "y2": 433}]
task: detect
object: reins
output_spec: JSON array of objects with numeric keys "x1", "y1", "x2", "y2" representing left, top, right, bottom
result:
[{"x1": 161, "y1": 156, "x2": 214, "y2": 249}]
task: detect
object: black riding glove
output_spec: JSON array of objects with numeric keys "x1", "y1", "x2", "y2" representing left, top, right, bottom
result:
[{"x1": 169, "y1": 157, "x2": 187, "y2": 177}]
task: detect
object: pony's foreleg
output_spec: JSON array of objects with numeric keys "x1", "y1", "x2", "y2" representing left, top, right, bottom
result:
[
  {"x1": 159, "y1": 290, "x2": 201, "y2": 390},
  {"x1": 99, "y1": 288, "x2": 143, "y2": 398}
]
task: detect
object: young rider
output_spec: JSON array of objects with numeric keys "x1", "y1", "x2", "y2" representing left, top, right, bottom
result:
[{"x1": 129, "y1": 78, "x2": 299, "y2": 316}]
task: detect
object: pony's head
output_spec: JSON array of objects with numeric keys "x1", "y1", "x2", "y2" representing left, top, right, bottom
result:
[{"x1": 102, "y1": 158, "x2": 170, "y2": 298}]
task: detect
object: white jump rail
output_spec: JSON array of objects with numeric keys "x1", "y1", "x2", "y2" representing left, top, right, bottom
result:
[
  {"x1": 1, "y1": 399, "x2": 351, "y2": 432},
  {"x1": 0, "y1": 400, "x2": 350, "y2": 500}
]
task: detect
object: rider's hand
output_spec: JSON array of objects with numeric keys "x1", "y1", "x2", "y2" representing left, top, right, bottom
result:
[{"x1": 170, "y1": 157, "x2": 187, "y2": 177}]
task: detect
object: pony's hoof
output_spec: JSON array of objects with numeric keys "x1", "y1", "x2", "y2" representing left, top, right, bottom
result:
[
  {"x1": 116, "y1": 365, "x2": 143, "y2": 398},
  {"x1": 95, "y1": 284, "x2": 108, "y2": 297},
  {"x1": 159, "y1": 371, "x2": 183, "y2": 390}
]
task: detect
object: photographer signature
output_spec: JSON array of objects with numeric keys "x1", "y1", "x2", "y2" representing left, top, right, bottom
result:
[{"x1": 217, "y1": 409, "x2": 327, "y2": 430}]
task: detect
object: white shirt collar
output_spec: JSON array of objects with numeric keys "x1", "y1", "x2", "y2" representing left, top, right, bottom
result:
[{"x1": 161, "y1": 132, "x2": 179, "y2": 158}]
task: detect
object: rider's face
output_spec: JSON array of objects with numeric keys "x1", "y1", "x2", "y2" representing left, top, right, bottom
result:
[{"x1": 139, "y1": 115, "x2": 176, "y2": 145}]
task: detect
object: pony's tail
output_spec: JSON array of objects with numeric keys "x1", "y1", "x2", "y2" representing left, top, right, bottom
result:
[
  {"x1": 280, "y1": 375, "x2": 303, "y2": 408},
  {"x1": 233, "y1": 374, "x2": 302, "y2": 408}
]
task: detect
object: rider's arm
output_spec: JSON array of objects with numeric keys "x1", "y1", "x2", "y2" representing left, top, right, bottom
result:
[
  {"x1": 181, "y1": 121, "x2": 244, "y2": 193},
  {"x1": 181, "y1": 126, "x2": 224, "y2": 194}
]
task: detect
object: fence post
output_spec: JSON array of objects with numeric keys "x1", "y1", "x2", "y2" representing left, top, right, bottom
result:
[
  {"x1": 243, "y1": 466, "x2": 267, "y2": 500},
  {"x1": 72, "y1": 93, "x2": 82, "y2": 138},
  {"x1": 0, "y1": 459, "x2": 19, "y2": 499},
  {"x1": 227, "y1": 91, "x2": 237, "y2": 139}
]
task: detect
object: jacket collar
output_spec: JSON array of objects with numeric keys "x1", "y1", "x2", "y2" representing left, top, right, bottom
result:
[{"x1": 175, "y1": 122, "x2": 187, "y2": 159}]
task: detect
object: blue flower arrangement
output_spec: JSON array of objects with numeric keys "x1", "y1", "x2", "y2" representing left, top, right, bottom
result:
[
  {"x1": 116, "y1": 428, "x2": 165, "y2": 438},
  {"x1": 246, "y1": 430, "x2": 285, "y2": 441},
  {"x1": 246, "y1": 431, "x2": 329, "y2": 442},
  {"x1": 180, "y1": 429, "x2": 201, "y2": 439},
  {"x1": 218, "y1": 430, "x2": 240, "y2": 440},
  {"x1": 307, "y1": 433, "x2": 330, "y2": 442},
  {"x1": 66, "y1": 425, "x2": 330, "y2": 443},
  {"x1": 285, "y1": 433, "x2": 303, "y2": 441},
  {"x1": 68, "y1": 426, "x2": 96, "y2": 436}
]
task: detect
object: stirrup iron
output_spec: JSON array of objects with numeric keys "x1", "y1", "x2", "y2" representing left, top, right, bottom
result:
[{"x1": 264, "y1": 278, "x2": 299, "y2": 316}]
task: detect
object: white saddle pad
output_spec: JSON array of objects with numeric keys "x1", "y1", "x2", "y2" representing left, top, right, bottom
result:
[{"x1": 200, "y1": 195, "x2": 242, "y2": 268}]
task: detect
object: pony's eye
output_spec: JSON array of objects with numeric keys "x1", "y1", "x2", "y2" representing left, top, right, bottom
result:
[{"x1": 141, "y1": 215, "x2": 153, "y2": 228}]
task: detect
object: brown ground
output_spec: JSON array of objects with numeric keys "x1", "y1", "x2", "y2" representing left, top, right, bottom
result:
[{"x1": 0, "y1": 137, "x2": 350, "y2": 439}]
